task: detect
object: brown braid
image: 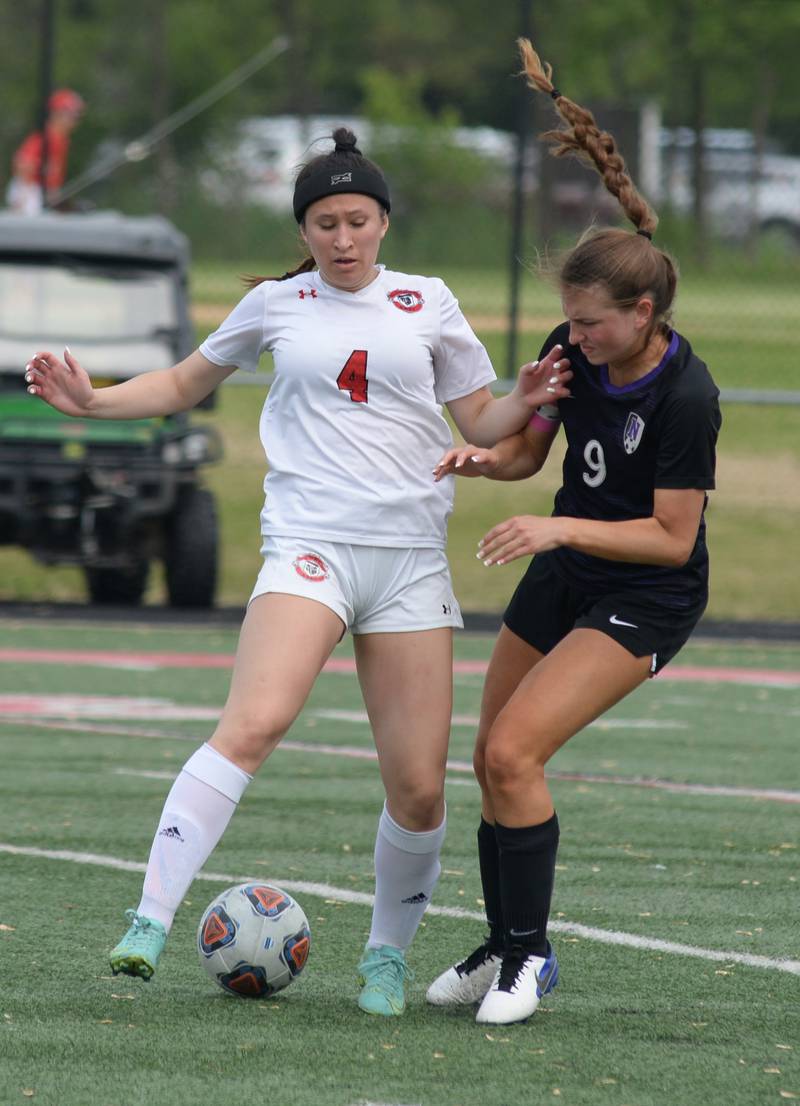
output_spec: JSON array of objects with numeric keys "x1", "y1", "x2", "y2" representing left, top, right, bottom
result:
[
  {"x1": 517, "y1": 37, "x2": 658, "y2": 237},
  {"x1": 518, "y1": 38, "x2": 677, "y2": 335}
]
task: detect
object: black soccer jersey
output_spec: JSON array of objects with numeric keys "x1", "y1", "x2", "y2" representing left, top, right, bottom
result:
[{"x1": 538, "y1": 322, "x2": 722, "y2": 603}]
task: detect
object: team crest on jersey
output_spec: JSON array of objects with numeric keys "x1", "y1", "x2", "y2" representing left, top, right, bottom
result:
[
  {"x1": 388, "y1": 288, "x2": 424, "y2": 313},
  {"x1": 293, "y1": 553, "x2": 329, "y2": 582},
  {"x1": 623, "y1": 411, "x2": 645, "y2": 454}
]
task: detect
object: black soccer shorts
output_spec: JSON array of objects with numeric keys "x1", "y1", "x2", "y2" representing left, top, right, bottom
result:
[{"x1": 503, "y1": 552, "x2": 707, "y2": 675}]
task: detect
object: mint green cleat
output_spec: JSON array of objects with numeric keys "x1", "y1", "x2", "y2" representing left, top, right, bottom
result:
[
  {"x1": 357, "y1": 944, "x2": 413, "y2": 1016},
  {"x1": 109, "y1": 910, "x2": 167, "y2": 981}
]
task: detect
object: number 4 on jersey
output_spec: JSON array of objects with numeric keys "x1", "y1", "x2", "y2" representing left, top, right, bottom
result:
[{"x1": 337, "y1": 349, "x2": 369, "y2": 404}]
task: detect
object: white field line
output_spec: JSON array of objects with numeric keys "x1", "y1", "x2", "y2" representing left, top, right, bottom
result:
[
  {"x1": 1, "y1": 842, "x2": 798, "y2": 977},
  {"x1": 2, "y1": 714, "x2": 799, "y2": 803}
]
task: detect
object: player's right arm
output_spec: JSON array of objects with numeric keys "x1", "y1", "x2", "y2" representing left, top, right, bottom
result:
[
  {"x1": 433, "y1": 418, "x2": 559, "y2": 483},
  {"x1": 25, "y1": 348, "x2": 236, "y2": 419},
  {"x1": 12, "y1": 134, "x2": 43, "y2": 183}
]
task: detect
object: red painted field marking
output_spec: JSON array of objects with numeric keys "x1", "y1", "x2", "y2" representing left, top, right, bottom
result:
[{"x1": 1, "y1": 647, "x2": 799, "y2": 686}]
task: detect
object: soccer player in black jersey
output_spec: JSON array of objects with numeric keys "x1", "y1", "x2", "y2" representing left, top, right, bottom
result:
[{"x1": 427, "y1": 39, "x2": 722, "y2": 1025}]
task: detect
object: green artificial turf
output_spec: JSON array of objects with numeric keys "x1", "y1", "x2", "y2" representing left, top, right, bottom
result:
[{"x1": 0, "y1": 620, "x2": 798, "y2": 1105}]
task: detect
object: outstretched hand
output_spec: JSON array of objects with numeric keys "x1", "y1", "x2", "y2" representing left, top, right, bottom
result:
[
  {"x1": 477, "y1": 514, "x2": 563, "y2": 565},
  {"x1": 513, "y1": 343, "x2": 572, "y2": 409},
  {"x1": 24, "y1": 349, "x2": 95, "y2": 417},
  {"x1": 433, "y1": 444, "x2": 500, "y2": 482}
]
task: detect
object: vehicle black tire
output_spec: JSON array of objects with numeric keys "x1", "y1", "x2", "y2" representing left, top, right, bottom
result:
[
  {"x1": 164, "y1": 485, "x2": 218, "y2": 608},
  {"x1": 85, "y1": 561, "x2": 149, "y2": 606}
]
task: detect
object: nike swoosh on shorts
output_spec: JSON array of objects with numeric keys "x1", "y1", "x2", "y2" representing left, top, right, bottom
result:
[{"x1": 609, "y1": 614, "x2": 638, "y2": 628}]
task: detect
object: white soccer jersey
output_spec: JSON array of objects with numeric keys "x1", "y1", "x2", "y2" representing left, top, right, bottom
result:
[{"x1": 199, "y1": 266, "x2": 496, "y2": 548}]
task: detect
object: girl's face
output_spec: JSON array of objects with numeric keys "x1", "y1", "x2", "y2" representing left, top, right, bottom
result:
[
  {"x1": 300, "y1": 194, "x2": 389, "y2": 292},
  {"x1": 561, "y1": 284, "x2": 654, "y2": 366}
]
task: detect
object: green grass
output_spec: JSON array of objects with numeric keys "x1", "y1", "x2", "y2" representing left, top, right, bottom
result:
[
  {"x1": 1, "y1": 263, "x2": 798, "y2": 619},
  {"x1": 191, "y1": 259, "x2": 800, "y2": 388},
  {"x1": 0, "y1": 619, "x2": 798, "y2": 1106}
]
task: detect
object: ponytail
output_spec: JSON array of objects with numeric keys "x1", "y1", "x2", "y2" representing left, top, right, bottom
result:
[
  {"x1": 518, "y1": 37, "x2": 677, "y2": 332},
  {"x1": 518, "y1": 37, "x2": 658, "y2": 237},
  {"x1": 242, "y1": 256, "x2": 316, "y2": 290}
]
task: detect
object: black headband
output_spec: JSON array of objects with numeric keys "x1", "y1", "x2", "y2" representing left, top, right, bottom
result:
[{"x1": 293, "y1": 166, "x2": 391, "y2": 222}]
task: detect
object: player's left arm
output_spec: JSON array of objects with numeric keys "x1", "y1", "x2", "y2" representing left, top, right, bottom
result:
[
  {"x1": 477, "y1": 487, "x2": 708, "y2": 567},
  {"x1": 446, "y1": 344, "x2": 571, "y2": 447}
]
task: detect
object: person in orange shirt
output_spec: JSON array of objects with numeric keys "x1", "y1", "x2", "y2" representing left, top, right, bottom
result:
[{"x1": 7, "y1": 88, "x2": 85, "y2": 215}]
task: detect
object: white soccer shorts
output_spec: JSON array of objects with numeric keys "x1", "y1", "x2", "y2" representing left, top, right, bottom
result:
[{"x1": 250, "y1": 536, "x2": 463, "y2": 634}]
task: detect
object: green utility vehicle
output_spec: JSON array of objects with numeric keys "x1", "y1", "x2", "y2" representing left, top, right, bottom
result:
[{"x1": 0, "y1": 211, "x2": 221, "y2": 606}]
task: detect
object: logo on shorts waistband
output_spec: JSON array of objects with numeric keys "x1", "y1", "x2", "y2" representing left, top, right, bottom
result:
[{"x1": 293, "y1": 553, "x2": 329, "y2": 582}]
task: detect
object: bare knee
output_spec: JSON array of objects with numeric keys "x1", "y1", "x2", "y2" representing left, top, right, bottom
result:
[
  {"x1": 211, "y1": 711, "x2": 289, "y2": 774},
  {"x1": 386, "y1": 778, "x2": 445, "y2": 831},
  {"x1": 472, "y1": 739, "x2": 489, "y2": 791},
  {"x1": 484, "y1": 722, "x2": 546, "y2": 800}
]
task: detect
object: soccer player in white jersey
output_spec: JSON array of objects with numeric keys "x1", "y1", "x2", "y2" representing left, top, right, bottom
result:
[
  {"x1": 24, "y1": 125, "x2": 572, "y2": 1016},
  {"x1": 426, "y1": 41, "x2": 721, "y2": 1026}
]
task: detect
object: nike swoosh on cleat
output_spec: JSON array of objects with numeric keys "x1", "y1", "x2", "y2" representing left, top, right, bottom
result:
[
  {"x1": 609, "y1": 614, "x2": 638, "y2": 628},
  {"x1": 536, "y1": 957, "x2": 558, "y2": 995}
]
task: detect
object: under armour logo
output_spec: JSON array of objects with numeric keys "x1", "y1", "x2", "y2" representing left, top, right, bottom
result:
[
  {"x1": 442, "y1": 603, "x2": 451, "y2": 615},
  {"x1": 298, "y1": 288, "x2": 317, "y2": 299}
]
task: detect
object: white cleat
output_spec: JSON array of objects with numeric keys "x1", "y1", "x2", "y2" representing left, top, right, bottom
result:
[
  {"x1": 475, "y1": 942, "x2": 559, "y2": 1025},
  {"x1": 426, "y1": 942, "x2": 503, "y2": 1006}
]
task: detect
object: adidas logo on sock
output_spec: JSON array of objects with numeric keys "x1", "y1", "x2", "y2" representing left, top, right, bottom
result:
[
  {"x1": 158, "y1": 825, "x2": 184, "y2": 841},
  {"x1": 401, "y1": 892, "x2": 429, "y2": 904}
]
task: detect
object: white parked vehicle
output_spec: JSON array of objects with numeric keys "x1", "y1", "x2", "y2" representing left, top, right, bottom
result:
[
  {"x1": 201, "y1": 114, "x2": 515, "y2": 212},
  {"x1": 656, "y1": 127, "x2": 800, "y2": 246}
]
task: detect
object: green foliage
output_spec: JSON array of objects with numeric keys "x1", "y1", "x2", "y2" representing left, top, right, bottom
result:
[
  {"x1": 2, "y1": 0, "x2": 799, "y2": 235},
  {"x1": 359, "y1": 67, "x2": 509, "y2": 261}
]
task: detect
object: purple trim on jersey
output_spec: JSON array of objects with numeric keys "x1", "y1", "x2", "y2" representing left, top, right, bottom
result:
[{"x1": 600, "y1": 331, "x2": 679, "y2": 396}]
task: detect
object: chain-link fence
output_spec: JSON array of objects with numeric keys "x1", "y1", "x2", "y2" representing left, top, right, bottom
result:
[{"x1": 182, "y1": 108, "x2": 799, "y2": 400}]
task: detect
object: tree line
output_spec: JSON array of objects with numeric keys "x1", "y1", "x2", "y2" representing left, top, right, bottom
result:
[{"x1": 1, "y1": 0, "x2": 798, "y2": 236}]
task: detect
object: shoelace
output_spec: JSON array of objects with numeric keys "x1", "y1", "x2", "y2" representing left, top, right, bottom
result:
[
  {"x1": 458, "y1": 940, "x2": 500, "y2": 975},
  {"x1": 122, "y1": 910, "x2": 157, "y2": 946},
  {"x1": 495, "y1": 945, "x2": 531, "y2": 993},
  {"x1": 363, "y1": 954, "x2": 414, "y2": 986}
]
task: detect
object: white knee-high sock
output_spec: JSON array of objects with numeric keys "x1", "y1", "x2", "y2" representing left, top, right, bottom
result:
[
  {"x1": 367, "y1": 802, "x2": 446, "y2": 952},
  {"x1": 137, "y1": 744, "x2": 252, "y2": 932}
]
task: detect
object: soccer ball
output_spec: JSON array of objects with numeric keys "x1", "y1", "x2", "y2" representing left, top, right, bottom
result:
[{"x1": 197, "y1": 882, "x2": 311, "y2": 998}]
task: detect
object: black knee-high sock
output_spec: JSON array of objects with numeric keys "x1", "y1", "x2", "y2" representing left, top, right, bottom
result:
[
  {"x1": 477, "y1": 818, "x2": 504, "y2": 950},
  {"x1": 495, "y1": 813, "x2": 560, "y2": 957}
]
